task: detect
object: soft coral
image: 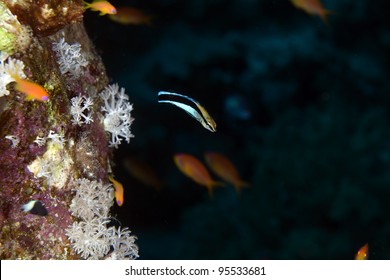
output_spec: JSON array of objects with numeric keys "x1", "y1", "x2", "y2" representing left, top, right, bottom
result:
[{"x1": 100, "y1": 84, "x2": 134, "y2": 148}]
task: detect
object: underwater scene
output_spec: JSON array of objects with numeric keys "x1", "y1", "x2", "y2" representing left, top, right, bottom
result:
[
  {"x1": 88, "y1": 0, "x2": 389, "y2": 260},
  {"x1": 0, "y1": 0, "x2": 389, "y2": 259}
]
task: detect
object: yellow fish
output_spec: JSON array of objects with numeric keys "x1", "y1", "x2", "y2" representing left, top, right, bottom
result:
[
  {"x1": 290, "y1": 0, "x2": 332, "y2": 24},
  {"x1": 85, "y1": 0, "x2": 117, "y2": 16},
  {"x1": 108, "y1": 176, "x2": 124, "y2": 206},
  {"x1": 355, "y1": 243, "x2": 368, "y2": 260},
  {"x1": 12, "y1": 75, "x2": 49, "y2": 102},
  {"x1": 174, "y1": 153, "x2": 223, "y2": 197},
  {"x1": 204, "y1": 152, "x2": 250, "y2": 194}
]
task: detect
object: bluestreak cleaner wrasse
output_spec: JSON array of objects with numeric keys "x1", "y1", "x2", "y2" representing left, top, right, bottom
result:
[{"x1": 158, "y1": 91, "x2": 217, "y2": 132}]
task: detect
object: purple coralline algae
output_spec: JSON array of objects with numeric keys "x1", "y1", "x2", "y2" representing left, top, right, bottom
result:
[{"x1": 0, "y1": 0, "x2": 138, "y2": 259}]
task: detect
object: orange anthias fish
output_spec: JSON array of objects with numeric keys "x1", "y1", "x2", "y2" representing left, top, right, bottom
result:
[
  {"x1": 355, "y1": 243, "x2": 369, "y2": 260},
  {"x1": 12, "y1": 75, "x2": 49, "y2": 102},
  {"x1": 108, "y1": 7, "x2": 152, "y2": 25},
  {"x1": 123, "y1": 157, "x2": 162, "y2": 190},
  {"x1": 108, "y1": 176, "x2": 124, "y2": 206},
  {"x1": 204, "y1": 152, "x2": 249, "y2": 194},
  {"x1": 290, "y1": 0, "x2": 332, "y2": 24},
  {"x1": 174, "y1": 153, "x2": 223, "y2": 197},
  {"x1": 85, "y1": 0, "x2": 117, "y2": 16}
]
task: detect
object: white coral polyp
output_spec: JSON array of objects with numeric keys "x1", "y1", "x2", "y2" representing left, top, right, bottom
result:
[
  {"x1": 109, "y1": 227, "x2": 139, "y2": 260},
  {"x1": 70, "y1": 94, "x2": 94, "y2": 125},
  {"x1": 52, "y1": 38, "x2": 88, "y2": 79},
  {"x1": 69, "y1": 178, "x2": 114, "y2": 220},
  {"x1": 66, "y1": 218, "x2": 111, "y2": 259},
  {"x1": 66, "y1": 178, "x2": 139, "y2": 260},
  {"x1": 0, "y1": 53, "x2": 26, "y2": 97},
  {"x1": 100, "y1": 84, "x2": 134, "y2": 148}
]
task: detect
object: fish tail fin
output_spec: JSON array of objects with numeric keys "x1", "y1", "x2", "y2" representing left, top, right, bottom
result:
[
  {"x1": 153, "y1": 182, "x2": 163, "y2": 191},
  {"x1": 83, "y1": 1, "x2": 90, "y2": 9},
  {"x1": 212, "y1": 180, "x2": 225, "y2": 187},
  {"x1": 320, "y1": 9, "x2": 334, "y2": 25},
  {"x1": 207, "y1": 187, "x2": 214, "y2": 199},
  {"x1": 10, "y1": 74, "x2": 21, "y2": 83},
  {"x1": 145, "y1": 16, "x2": 154, "y2": 26},
  {"x1": 83, "y1": 1, "x2": 97, "y2": 11},
  {"x1": 10, "y1": 75, "x2": 31, "y2": 100},
  {"x1": 233, "y1": 180, "x2": 250, "y2": 195},
  {"x1": 235, "y1": 180, "x2": 250, "y2": 189},
  {"x1": 207, "y1": 181, "x2": 224, "y2": 199},
  {"x1": 11, "y1": 75, "x2": 23, "y2": 92}
]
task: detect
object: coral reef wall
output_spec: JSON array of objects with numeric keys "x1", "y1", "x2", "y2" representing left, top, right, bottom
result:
[
  {"x1": 2, "y1": 0, "x2": 390, "y2": 260},
  {"x1": 0, "y1": 0, "x2": 137, "y2": 259}
]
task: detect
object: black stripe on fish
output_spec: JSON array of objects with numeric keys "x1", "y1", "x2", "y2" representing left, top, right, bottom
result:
[{"x1": 158, "y1": 91, "x2": 216, "y2": 132}]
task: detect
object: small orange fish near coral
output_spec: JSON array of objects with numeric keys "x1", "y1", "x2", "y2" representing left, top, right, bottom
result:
[
  {"x1": 85, "y1": 0, "x2": 117, "y2": 16},
  {"x1": 290, "y1": 0, "x2": 332, "y2": 24},
  {"x1": 108, "y1": 176, "x2": 124, "y2": 206},
  {"x1": 174, "y1": 153, "x2": 223, "y2": 197},
  {"x1": 355, "y1": 243, "x2": 369, "y2": 260},
  {"x1": 109, "y1": 7, "x2": 152, "y2": 25},
  {"x1": 12, "y1": 75, "x2": 49, "y2": 102},
  {"x1": 204, "y1": 152, "x2": 249, "y2": 194}
]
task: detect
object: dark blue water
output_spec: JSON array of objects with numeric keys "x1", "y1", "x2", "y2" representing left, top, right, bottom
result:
[{"x1": 85, "y1": 0, "x2": 390, "y2": 259}]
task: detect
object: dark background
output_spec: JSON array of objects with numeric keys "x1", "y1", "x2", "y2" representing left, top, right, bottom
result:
[{"x1": 84, "y1": 0, "x2": 390, "y2": 259}]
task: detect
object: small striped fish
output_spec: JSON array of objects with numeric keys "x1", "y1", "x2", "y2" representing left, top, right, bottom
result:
[{"x1": 158, "y1": 91, "x2": 217, "y2": 132}]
